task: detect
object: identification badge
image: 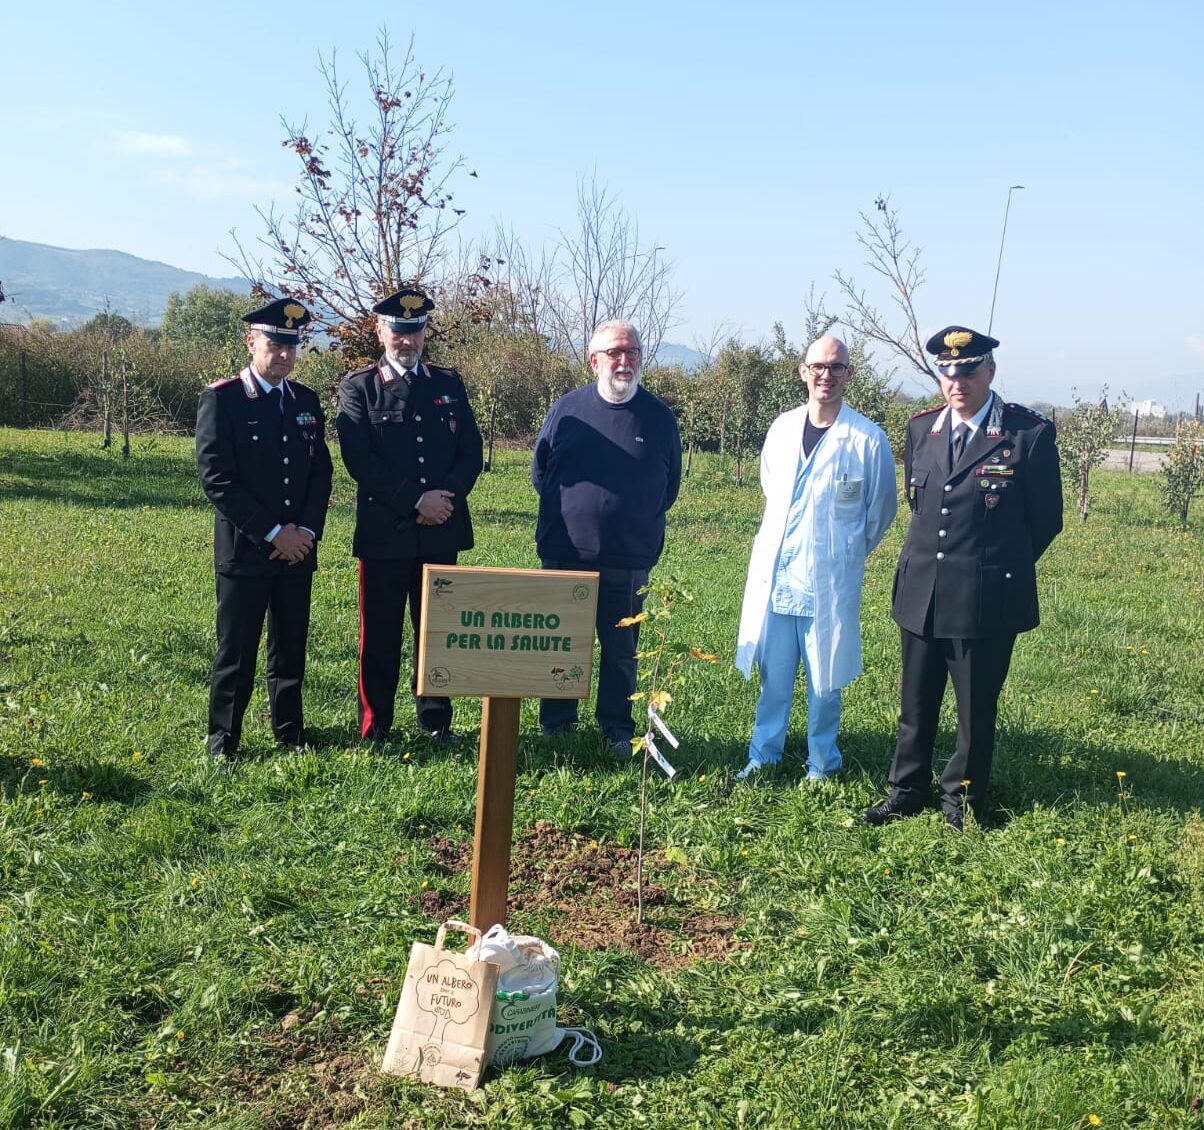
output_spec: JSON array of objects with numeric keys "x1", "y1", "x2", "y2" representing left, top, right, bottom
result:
[
  {"x1": 984, "y1": 493, "x2": 1001, "y2": 509},
  {"x1": 835, "y1": 478, "x2": 862, "y2": 503}
]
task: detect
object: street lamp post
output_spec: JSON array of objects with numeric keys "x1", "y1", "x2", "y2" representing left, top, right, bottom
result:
[{"x1": 987, "y1": 185, "x2": 1025, "y2": 334}]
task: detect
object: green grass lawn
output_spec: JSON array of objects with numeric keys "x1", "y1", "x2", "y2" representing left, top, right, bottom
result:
[{"x1": 1, "y1": 427, "x2": 1202, "y2": 1128}]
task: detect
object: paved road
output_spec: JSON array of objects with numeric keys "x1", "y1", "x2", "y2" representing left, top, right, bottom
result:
[{"x1": 1102, "y1": 448, "x2": 1164, "y2": 473}]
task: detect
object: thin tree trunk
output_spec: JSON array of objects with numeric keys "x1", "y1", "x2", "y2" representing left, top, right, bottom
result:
[
  {"x1": 121, "y1": 362, "x2": 131, "y2": 459},
  {"x1": 101, "y1": 351, "x2": 112, "y2": 449}
]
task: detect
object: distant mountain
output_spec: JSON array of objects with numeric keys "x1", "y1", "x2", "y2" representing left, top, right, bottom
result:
[
  {"x1": 0, "y1": 237, "x2": 250, "y2": 327},
  {"x1": 652, "y1": 341, "x2": 706, "y2": 371},
  {"x1": 0, "y1": 237, "x2": 713, "y2": 371}
]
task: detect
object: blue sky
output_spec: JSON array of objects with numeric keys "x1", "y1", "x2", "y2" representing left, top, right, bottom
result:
[{"x1": 3, "y1": 0, "x2": 1202, "y2": 407}]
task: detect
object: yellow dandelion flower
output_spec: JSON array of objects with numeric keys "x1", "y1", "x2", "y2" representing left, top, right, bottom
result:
[
  {"x1": 402, "y1": 752, "x2": 412, "y2": 761},
  {"x1": 1127, "y1": 835, "x2": 1136, "y2": 842},
  {"x1": 38, "y1": 779, "x2": 47, "y2": 787},
  {"x1": 131, "y1": 751, "x2": 143, "y2": 763},
  {"x1": 80, "y1": 791, "x2": 92, "y2": 800},
  {"x1": 616, "y1": 612, "x2": 649, "y2": 628},
  {"x1": 739, "y1": 849, "x2": 749, "y2": 858},
  {"x1": 1089, "y1": 689, "x2": 1100, "y2": 696},
  {"x1": 1088, "y1": 1116, "x2": 1101, "y2": 1127},
  {"x1": 961, "y1": 779, "x2": 972, "y2": 788},
  {"x1": 29, "y1": 758, "x2": 44, "y2": 767},
  {"x1": 1116, "y1": 771, "x2": 1127, "y2": 780},
  {"x1": 698, "y1": 774, "x2": 707, "y2": 783},
  {"x1": 176, "y1": 1031, "x2": 185, "y2": 1041},
  {"x1": 420, "y1": 879, "x2": 430, "y2": 890},
  {"x1": 1056, "y1": 838, "x2": 1066, "y2": 846},
  {"x1": 1140, "y1": 648, "x2": 1148, "y2": 655},
  {"x1": 883, "y1": 868, "x2": 892, "y2": 876}
]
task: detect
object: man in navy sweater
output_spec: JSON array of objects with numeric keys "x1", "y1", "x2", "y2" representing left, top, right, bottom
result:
[{"x1": 531, "y1": 320, "x2": 682, "y2": 755}]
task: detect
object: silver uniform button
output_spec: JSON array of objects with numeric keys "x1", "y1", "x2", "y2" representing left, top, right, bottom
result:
[
  {"x1": 419, "y1": 478, "x2": 427, "y2": 484},
  {"x1": 283, "y1": 435, "x2": 288, "y2": 443},
  {"x1": 1005, "y1": 572, "x2": 1012, "y2": 579},
  {"x1": 910, "y1": 477, "x2": 916, "y2": 484},
  {"x1": 415, "y1": 414, "x2": 422, "y2": 422},
  {"x1": 936, "y1": 552, "x2": 945, "y2": 560},
  {"x1": 941, "y1": 507, "x2": 950, "y2": 515},
  {"x1": 283, "y1": 457, "x2": 289, "y2": 465},
  {"x1": 418, "y1": 456, "x2": 424, "y2": 463},
  {"x1": 943, "y1": 484, "x2": 952, "y2": 492},
  {"x1": 284, "y1": 477, "x2": 290, "y2": 485},
  {"x1": 417, "y1": 436, "x2": 424, "y2": 443},
  {"x1": 284, "y1": 499, "x2": 291, "y2": 507},
  {"x1": 252, "y1": 435, "x2": 258, "y2": 441},
  {"x1": 938, "y1": 530, "x2": 947, "y2": 537}
]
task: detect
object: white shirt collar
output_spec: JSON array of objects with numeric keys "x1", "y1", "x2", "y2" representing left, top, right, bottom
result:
[
  {"x1": 952, "y1": 392, "x2": 994, "y2": 437},
  {"x1": 595, "y1": 378, "x2": 639, "y2": 406},
  {"x1": 250, "y1": 366, "x2": 285, "y2": 397}
]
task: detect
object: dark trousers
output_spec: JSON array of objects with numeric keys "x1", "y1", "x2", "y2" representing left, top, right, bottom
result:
[
  {"x1": 889, "y1": 628, "x2": 1017, "y2": 815},
  {"x1": 208, "y1": 570, "x2": 313, "y2": 754},
  {"x1": 539, "y1": 563, "x2": 649, "y2": 741},
  {"x1": 357, "y1": 554, "x2": 456, "y2": 740}
]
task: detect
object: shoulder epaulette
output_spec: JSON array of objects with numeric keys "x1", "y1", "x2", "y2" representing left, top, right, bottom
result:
[
  {"x1": 206, "y1": 376, "x2": 239, "y2": 390},
  {"x1": 1005, "y1": 402, "x2": 1050, "y2": 424},
  {"x1": 909, "y1": 404, "x2": 944, "y2": 421},
  {"x1": 345, "y1": 362, "x2": 378, "y2": 378},
  {"x1": 426, "y1": 362, "x2": 462, "y2": 378}
]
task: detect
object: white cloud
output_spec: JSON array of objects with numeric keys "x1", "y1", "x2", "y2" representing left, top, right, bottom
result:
[
  {"x1": 113, "y1": 131, "x2": 195, "y2": 158},
  {"x1": 156, "y1": 158, "x2": 290, "y2": 203},
  {"x1": 1186, "y1": 336, "x2": 1204, "y2": 359}
]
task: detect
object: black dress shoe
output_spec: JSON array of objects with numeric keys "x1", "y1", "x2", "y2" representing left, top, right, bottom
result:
[
  {"x1": 863, "y1": 794, "x2": 926, "y2": 826},
  {"x1": 210, "y1": 748, "x2": 237, "y2": 773},
  {"x1": 428, "y1": 728, "x2": 461, "y2": 747},
  {"x1": 945, "y1": 809, "x2": 965, "y2": 832}
]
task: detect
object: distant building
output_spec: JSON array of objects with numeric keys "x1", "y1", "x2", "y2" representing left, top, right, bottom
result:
[{"x1": 1125, "y1": 398, "x2": 1169, "y2": 419}]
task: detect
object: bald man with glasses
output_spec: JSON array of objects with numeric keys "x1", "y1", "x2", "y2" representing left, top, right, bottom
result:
[{"x1": 865, "y1": 326, "x2": 1063, "y2": 830}]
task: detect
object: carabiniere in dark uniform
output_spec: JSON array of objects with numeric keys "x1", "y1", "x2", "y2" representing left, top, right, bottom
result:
[
  {"x1": 336, "y1": 288, "x2": 483, "y2": 742},
  {"x1": 196, "y1": 298, "x2": 333, "y2": 763},
  {"x1": 866, "y1": 325, "x2": 1063, "y2": 829}
]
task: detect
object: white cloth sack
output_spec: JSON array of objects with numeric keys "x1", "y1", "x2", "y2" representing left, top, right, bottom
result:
[{"x1": 472, "y1": 925, "x2": 601, "y2": 1067}]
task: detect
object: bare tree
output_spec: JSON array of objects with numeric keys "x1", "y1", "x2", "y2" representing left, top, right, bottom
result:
[
  {"x1": 546, "y1": 176, "x2": 681, "y2": 366},
  {"x1": 228, "y1": 30, "x2": 464, "y2": 361},
  {"x1": 834, "y1": 197, "x2": 937, "y2": 384}
]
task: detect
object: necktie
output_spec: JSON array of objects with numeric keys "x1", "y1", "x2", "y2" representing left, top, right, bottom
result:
[
  {"x1": 266, "y1": 386, "x2": 283, "y2": 413},
  {"x1": 951, "y1": 423, "x2": 967, "y2": 466}
]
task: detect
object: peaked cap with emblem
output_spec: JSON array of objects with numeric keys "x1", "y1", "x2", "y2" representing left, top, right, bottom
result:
[
  {"x1": 243, "y1": 297, "x2": 311, "y2": 343},
  {"x1": 373, "y1": 288, "x2": 435, "y2": 332},
  {"x1": 925, "y1": 325, "x2": 1000, "y2": 369}
]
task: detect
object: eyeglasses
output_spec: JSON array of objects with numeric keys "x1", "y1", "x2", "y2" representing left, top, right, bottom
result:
[
  {"x1": 807, "y1": 362, "x2": 850, "y2": 377},
  {"x1": 599, "y1": 347, "x2": 642, "y2": 361}
]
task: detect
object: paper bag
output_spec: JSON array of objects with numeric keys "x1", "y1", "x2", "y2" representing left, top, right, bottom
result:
[{"x1": 381, "y1": 919, "x2": 500, "y2": 1091}]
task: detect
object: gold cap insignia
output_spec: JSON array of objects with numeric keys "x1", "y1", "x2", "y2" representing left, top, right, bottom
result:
[
  {"x1": 282, "y1": 302, "x2": 305, "y2": 328},
  {"x1": 400, "y1": 294, "x2": 427, "y2": 316},
  {"x1": 944, "y1": 330, "x2": 973, "y2": 357}
]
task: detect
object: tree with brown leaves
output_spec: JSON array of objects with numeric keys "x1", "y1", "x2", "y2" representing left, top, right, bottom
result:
[{"x1": 229, "y1": 30, "x2": 464, "y2": 365}]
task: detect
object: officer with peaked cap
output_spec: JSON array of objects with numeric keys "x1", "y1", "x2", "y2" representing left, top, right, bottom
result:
[
  {"x1": 336, "y1": 287, "x2": 483, "y2": 744},
  {"x1": 196, "y1": 297, "x2": 333, "y2": 766},
  {"x1": 865, "y1": 326, "x2": 1063, "y2": 829}
]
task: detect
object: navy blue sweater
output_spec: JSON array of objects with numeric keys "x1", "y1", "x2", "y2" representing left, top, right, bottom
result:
[{"x1": 531, "y1": 384, "x2": 682, "y2": 570}]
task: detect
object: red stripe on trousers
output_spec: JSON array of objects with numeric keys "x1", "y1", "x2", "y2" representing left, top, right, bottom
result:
[{"x1": 357, "y1": 559, "x2": 376, "y2": 739}]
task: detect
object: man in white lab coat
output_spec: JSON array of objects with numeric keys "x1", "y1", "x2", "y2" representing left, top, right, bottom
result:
[{"x1": 734, "y1": 335, "x2": 897, "y2": 781}]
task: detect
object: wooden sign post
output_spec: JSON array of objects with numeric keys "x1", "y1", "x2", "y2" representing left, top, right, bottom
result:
[{"x1": 416, "y1": 565, "x2": 599, "y2": 932}]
